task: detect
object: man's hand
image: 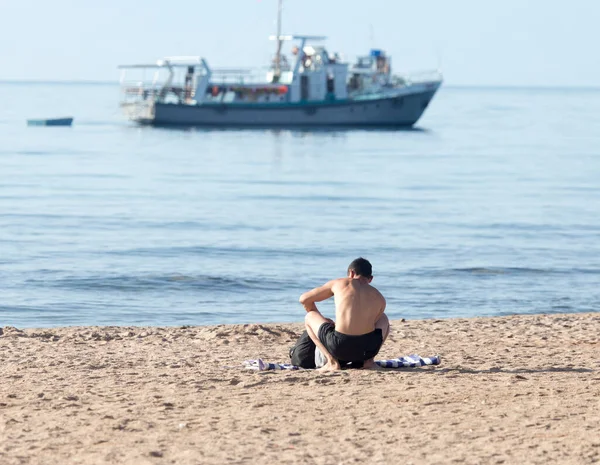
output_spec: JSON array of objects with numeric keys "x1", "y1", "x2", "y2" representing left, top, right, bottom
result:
[{"x1": 301, "y1": 301, "x2": 319, "y2": 313}]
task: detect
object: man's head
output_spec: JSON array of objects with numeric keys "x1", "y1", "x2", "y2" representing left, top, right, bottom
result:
[{"x1": 347, "y1": 257, "x2": 373, "y2": 281}]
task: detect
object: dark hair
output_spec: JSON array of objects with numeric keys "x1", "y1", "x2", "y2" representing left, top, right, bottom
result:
[{"x1": 348, "y1": 257, "x2": 372, "y2": 278}]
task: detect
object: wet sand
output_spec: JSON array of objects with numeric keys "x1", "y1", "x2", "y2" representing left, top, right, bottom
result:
[{"x1": 1, "y1": 313, "x2": 599, "y2": 464}]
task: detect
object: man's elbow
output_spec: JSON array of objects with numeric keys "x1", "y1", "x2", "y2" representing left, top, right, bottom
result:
[{"x1": 299, "y1": 294, "x2": 309, "y2": 305}]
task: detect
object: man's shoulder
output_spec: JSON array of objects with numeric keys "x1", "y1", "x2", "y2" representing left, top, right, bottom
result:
[
  {"x1": 369, "y1": 284, "x2": 386, "y2": 300},
  {"x1": 329, "y1": 277, "x2": 351, "y2": 290}
]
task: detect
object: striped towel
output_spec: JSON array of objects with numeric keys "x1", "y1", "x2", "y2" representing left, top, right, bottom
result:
[{"x1": 244, "y1": 355, "x2": 441, "y2": 371}]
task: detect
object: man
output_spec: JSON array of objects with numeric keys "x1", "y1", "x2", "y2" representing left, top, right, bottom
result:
[{"x1": 291, "y1": 257, "x2": 389, "y2": 370}]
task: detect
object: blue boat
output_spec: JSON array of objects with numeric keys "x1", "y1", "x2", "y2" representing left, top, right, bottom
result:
[{"x1": 27, "y1": 117, "x2": 73, "y2": 127}]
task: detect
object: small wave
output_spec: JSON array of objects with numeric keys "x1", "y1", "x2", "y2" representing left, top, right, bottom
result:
[
  {"x1": 220, "y1": 179, "x2": 351, "y2": 187},
  {"x1": 26, "y1": 273, "x2": 291, "y2": 293},
  {"x1": 454, "y1": 267, "x2": 600, "y2": 275},
  {"x1": 454, "y1": 267, "x2": 549, "y2": 275},
  {"x1": 406, "y1": 267, "x2": 600, "y2": 277},
  {"x1": 243, "y1": 194, "x2": 387, "y2": 203},
  {"x1": 106, "y1": 245, "x2": 341, "y2": 259},
  {"x1": 16, "y1": 150, "x2": 53, "y2": 156},
  {"x1": 14, "y1": 148, "x2": 97, "y2": 156}
]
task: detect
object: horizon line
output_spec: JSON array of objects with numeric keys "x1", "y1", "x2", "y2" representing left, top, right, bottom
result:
[{"x1": 0, "y1": 79, "x2": 599, "y2": 91}]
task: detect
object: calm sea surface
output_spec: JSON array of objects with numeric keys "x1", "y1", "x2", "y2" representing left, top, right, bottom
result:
[{"x1": 1, "y1": 82, "x2": 599, "y2": 328}]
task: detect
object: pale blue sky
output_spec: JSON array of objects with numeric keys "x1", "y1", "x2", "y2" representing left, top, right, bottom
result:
[{"x1": 1, "y1": 0, "x2": 598, "y2": 86}]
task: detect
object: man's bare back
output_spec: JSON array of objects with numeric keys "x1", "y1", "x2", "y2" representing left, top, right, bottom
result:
[
  {"x1": 330, "y1": 278, "x2": 386, "y2": 335},
  {"x1": 298, "y1": 258, "x2": 390, "y2": 370}
]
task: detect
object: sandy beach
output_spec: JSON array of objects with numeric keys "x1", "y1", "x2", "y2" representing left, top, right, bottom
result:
[{"x1": 1, "y1": 313, "x2": 599, "y2": 464}]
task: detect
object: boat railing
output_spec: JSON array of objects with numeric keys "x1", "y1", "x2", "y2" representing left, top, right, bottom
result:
[
  {"x1": 120, "y1": 69, "x2": 280, "y2": 94},
  {"x1": 120, "y1": 81, "x2": 163, "y2": 99},
  {"x1": 120, "y1": 80, "x2": 194, "y2": 106},
  {"x1": 119, "y1": 70, "x2": 289, "y2": 106},
  {"x1": 209, "y1": 67, "x2": 277, "y2": 85}
]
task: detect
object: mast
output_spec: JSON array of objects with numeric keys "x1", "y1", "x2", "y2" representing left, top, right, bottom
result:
[{"x1": 274, "y1": 0, "x2": 283, "y2": 80}]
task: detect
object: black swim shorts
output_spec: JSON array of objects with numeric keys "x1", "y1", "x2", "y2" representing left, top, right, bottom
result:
[{"x1": 318, "y1": 323, "x2": 383, "y2": 367}]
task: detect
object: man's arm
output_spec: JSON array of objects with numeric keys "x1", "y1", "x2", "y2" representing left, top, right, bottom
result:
[
  {"x1": 299, "y1": 280, "x2": 337, "y2": 313},
  {"x1": 375, "y1": 293, "x2": 387, "y2": 319}
]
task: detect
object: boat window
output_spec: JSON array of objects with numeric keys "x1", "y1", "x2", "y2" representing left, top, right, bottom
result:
[
  {"x1": 356, "y1": 57, "x2": 372, "y2": 68},
  {"x1": 349, "y1": 74, "x2": 361, "y2": 91},
  {"x1": 327, "y1": 74, "x2": 335, "y2": 93},
  {"x1": 300, "y1": 76, "x2": 309, "y2": 101}
]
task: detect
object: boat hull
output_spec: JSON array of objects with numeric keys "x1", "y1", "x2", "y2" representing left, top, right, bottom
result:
[{"x1": 123, "y1": 82, "x2": 440, "y2": 128}]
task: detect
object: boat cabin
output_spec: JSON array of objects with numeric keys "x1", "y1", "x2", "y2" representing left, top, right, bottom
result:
[
  {"x1": 119, "y1": 36, "x2": 350, "y2": 107},
  {"x1": 348, "y1": 49, "x2": 393, "y2": 93},
  {"x1": 265, "y1": 37, "x2": 348, "y2": 103}
]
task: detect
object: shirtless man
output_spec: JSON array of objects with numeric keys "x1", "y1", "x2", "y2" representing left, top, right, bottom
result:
[{"x1": 298, "y1": 257, "x2": 390, "y2": 370}]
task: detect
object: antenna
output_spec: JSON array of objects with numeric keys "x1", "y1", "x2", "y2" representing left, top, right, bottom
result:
[
  {"x1": 369, "y1": 23, "x2": 374, "y2": 48},
  {"x1": 274, "y1": 0, "x2": 283, "y2": 80}
]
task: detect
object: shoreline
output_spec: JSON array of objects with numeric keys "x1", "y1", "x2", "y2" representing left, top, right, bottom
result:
[
  {"x1": 2, "y1": 312, "x2": 599, "y2": 464},
  {"x1": 2, "y1": 309, "x2": 594, "y2": 332}
]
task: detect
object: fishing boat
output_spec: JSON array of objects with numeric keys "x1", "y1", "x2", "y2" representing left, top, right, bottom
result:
[{"x1": 118, "y1": 2, "x2": 442, "y2": 128}]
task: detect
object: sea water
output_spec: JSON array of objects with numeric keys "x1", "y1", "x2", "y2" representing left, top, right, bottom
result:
[{"x1": 1, "y1": 82, "x2": 599, "y2": 327}]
